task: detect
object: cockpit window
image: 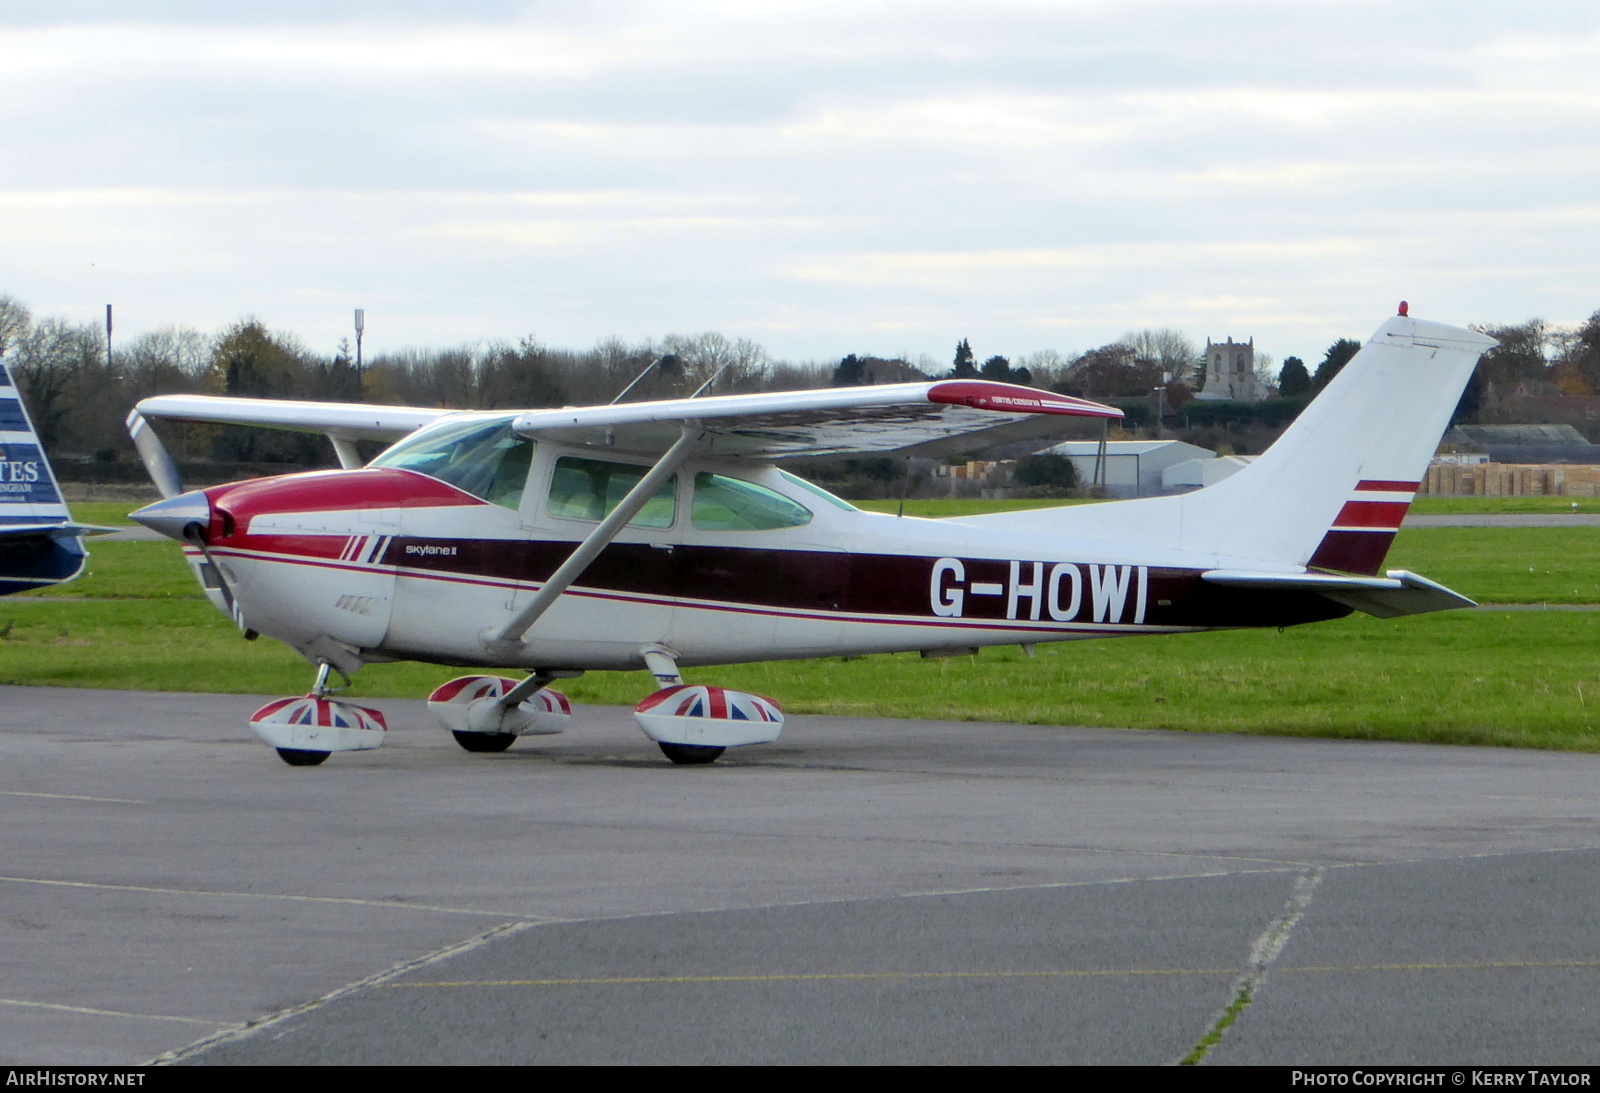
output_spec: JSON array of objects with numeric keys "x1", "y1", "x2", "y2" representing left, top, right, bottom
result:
[
  {"x1": 692, "y1": 473, "x2": 813, "y2": 531},
  {"x1": 369, "y1": 415, "x2": 534, "y2": 509},
  {"x1": 547, "y1": 457, "x2": 677, "y2": 528}
]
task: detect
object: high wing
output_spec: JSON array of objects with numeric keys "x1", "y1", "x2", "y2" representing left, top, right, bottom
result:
[
  {"x1": 129, "y1": 382, "x2": 1122, "y2": 496},
  {"x1": 130, "y1": 395, "x2": 452, "y2": 441},
  {"x1": 510, "y1": 380, "x2": 1122, "y2": 458},
  {"x1": 128, "y1": 395, "x2": 460, "y2": 497}
]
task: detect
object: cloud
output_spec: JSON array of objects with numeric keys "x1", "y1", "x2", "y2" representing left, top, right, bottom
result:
[{"x1": 1, "y1": 0, "x2": 1598, "y2": 360}]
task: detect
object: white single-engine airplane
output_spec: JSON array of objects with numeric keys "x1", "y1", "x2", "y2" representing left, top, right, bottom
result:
[
  {"x1": 0, "y1": 360, "x2": 105, "y2": 596},
  {"x1": 126, "y1": 308, "x2": 1494, "y2": 767}
]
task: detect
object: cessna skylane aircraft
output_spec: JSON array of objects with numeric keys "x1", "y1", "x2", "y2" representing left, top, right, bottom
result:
[
  {"x1": 126, "y1": 309, "x2": 1495, "y2": 767},
  {"x1": 0, "y1": 360, "x2": 104, "y2": 596}
]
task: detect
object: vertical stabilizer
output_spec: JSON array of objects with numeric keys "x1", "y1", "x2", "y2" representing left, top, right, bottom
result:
[
  {"x1": 1174, "y1": 314, "x2": 1496, "y2": 571},
  {"x1": 0, "y1": 361, "x2": 72, "y2": 528},
  {"x1": 954, "y1": 312, "x2": 1497, "y2": 574},
  {"x1": 0, "y1": 360, "x2": 88, "y2": 594}
]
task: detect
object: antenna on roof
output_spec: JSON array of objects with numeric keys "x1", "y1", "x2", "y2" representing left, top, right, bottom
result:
[
  {"x1": 689, "y1": 361, "x2": 733, "y2": 399},
  {"x1": 610, "y1": 354, "x2": 682, "y2": 405}
]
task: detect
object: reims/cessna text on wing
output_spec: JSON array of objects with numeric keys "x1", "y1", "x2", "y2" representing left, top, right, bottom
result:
[{"x1": 126, "y1": 308, "x2": 1496, "y2": 767}]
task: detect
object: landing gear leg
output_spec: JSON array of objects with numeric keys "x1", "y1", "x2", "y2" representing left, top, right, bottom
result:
[{"x1": 426, "y1": 671, "x2": 576, "y2": 752}]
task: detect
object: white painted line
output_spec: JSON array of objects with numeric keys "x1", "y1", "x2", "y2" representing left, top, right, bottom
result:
[
  {"x1": 0, "y1": 996, "x2": 226, "y2": 1028},
  {"x1": 149, "y1": 920, "x2": 540, "y2": 1065},
  {"x1": 0, "y1": 874, "x2": 552, "y2": 919},
  {"x1": 0, "y1": 790, "x2": 146, "y2": 804}
]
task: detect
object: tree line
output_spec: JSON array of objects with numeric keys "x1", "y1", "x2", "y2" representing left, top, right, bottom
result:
[{"x1": 3, "y1": 291, "x2": 1597, "y2": 470}]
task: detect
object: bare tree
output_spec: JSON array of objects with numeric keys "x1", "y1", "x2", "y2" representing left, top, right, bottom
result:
[
  {"x1": 1119, "y1": 328, "x2": 1196, "y2": 380},
  {"x1": 9, "y1": 316, "x2": 102, "y2": 449},
  {"x1": 1253, "y1": 352, "x2": 1277, "y2": 391},
  {"x1": 660, "y1": 332, "x2": 770, "y2": 395},
  {"x1": 0, "y1": 295, "x2": 31, "y2": 360}
]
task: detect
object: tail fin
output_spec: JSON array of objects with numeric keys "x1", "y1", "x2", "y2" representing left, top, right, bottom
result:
[
  {"x1": 958, "y1": 312, "x2": 1496, "y2": 573},
  {"x1": 1171, "y1": 313, "x2": 1496, "y2": 572},
  {"x1": 0, "y1": 359, "x2": 88, "y2": 594}
]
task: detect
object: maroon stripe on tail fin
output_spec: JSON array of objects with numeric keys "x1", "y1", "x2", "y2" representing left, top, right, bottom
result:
[
  {"x1": 1307, "y1": 529, "x2": 1397, "y2": 575},
  {"x1": 1355, "y1": 479, "x2": 1420, "y2": 493},
  {"x1": 1333, "y1": 500, "x2": 1410, "y2": 529}
]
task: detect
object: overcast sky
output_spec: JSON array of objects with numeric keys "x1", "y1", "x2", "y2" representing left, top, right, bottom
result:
[{"x1": 2, "y1": 0, "x2": 1597, "y2": 368}]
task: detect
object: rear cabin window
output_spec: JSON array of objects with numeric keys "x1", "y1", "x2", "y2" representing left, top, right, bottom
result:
[
  {"x1": 369, "y1": 417, "x2": 534, "y2": 509},
  {"x1": 691, "y1": 473, "x2": 813, "y2": 531},
  {"x1": 547, "y1": 457, "x2": 677, "y2": 528},
  {"x1": 778, "y1": 469, "x2": 858, "y2": 512}
]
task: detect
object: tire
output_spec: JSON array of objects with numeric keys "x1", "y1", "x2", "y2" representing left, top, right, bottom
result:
[
  {"x1": 658, "y1": 742, "x2": 725, "y2": 765},
  {"x1": 276, "y1": 748, "x2": 330, "y2": 767},
  {"x1": 452, "y1": 730, "x2": 517, "y2": 753}
]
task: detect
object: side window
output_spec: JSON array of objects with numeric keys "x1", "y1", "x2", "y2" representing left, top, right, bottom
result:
[
  {"x1": 547, "y1": 457, "x2": 677, "y2": 528},
  {"x1": 691, "y1": 472, "x2": 813, "y2": 531},
  {"x1": 369, "y1": 416, "x2": 534, "y2": 510}
]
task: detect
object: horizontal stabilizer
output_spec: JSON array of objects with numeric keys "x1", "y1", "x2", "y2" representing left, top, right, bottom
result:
[
  {"x1": 0, "y1": 522, "x2": 121, "y2": 540},
  {"x1": 1202, "y1": 568, "x2": 1476, "y2": 619}
]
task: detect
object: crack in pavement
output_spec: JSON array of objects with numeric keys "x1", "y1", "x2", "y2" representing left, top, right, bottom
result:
[{"x1": 1180, "y1": 865, "x2": 1323, "y2": 1065}]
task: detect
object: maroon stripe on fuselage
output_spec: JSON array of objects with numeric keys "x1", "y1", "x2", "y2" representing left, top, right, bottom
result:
[
  {"x1": 1307, "y1": 529, "x2": 1396, "y2": 575},
  {"x1": 361, "y1": 537, "x2": 1345, "y2": 630}
]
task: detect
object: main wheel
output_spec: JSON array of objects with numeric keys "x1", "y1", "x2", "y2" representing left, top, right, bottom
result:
[
  {"x1": 276, "y1": 748, "x2": 330, "y2": 767},
  {"x1": 452, "y1": 730, "x2": 517, "y2": 753},
  {"x1": 659, "y1": 742, "x2": 725, "y2": 765}
]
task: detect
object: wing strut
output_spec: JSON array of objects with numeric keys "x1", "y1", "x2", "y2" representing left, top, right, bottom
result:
[
  {"x1": 488, "y1": 424, "x2": 704, "y2": 649},
  {"x1": 127, "y1": 409, "x2": 183, "y2": 499}
]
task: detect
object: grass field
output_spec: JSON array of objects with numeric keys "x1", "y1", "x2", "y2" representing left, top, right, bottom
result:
[{"x1": 5, "y1": 523, "x2": 1600, "y2": 750}]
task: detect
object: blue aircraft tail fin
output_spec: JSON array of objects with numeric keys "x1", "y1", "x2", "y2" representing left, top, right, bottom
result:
[{"x1": 0, "y1": 360, "x2": 88, "y2": 593}]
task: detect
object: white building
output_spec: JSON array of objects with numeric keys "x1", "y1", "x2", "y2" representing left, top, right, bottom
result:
[
  {"x1": 1161, "y1": 454, "x2": 1256, "y2": 492},
  {"x1": 1038, "y1": 439, "x2": 1216, "y2": 498}
]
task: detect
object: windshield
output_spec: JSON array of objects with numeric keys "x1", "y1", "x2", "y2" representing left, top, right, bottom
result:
[{"x1": 369, "y1": 416, "x2": 534, "y2": 509}]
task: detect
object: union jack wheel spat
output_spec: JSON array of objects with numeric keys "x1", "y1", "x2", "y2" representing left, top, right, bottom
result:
[
  {"x1": 634, "y1": 684, "x2": 783, "y2": 723},
  {"x1": 250, "y1": 695, "x2": 389, "y2": 733},
  {"x1": 427, "y1": 676, "x2": 522, "y2": 705}
]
